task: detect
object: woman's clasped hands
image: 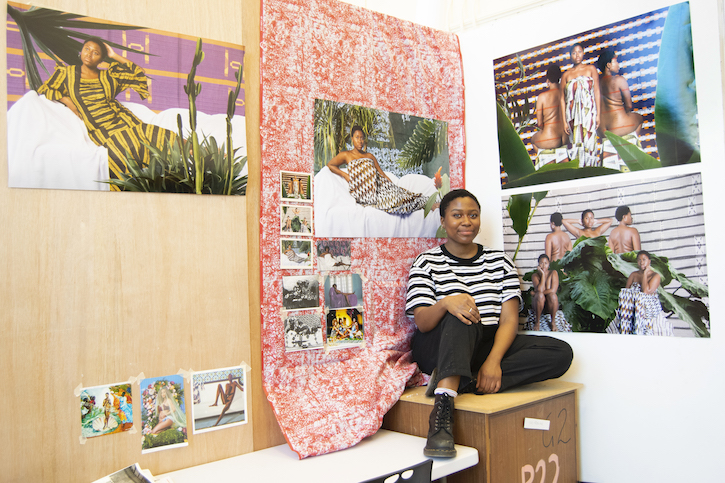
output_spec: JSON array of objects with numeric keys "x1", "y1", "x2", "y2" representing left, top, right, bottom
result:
[{"x1": 446, "y1": 293, "x2": 480, "y2": 325}]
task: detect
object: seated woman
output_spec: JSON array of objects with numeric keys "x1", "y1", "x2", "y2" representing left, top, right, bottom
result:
[
  {"x1": 531, "y1": 65, "x2": 568, "y2": 153},
  {"x1": 328, "y1": 284, "x2": 357, "y2": 308},
  {"x1": 531, "y1": 254, "x2": 560, "y2": 332},
  {"x1": 610, "y1": 251, "x2": 672, "y2": 336},
  {"x1": 37, "y1": 37, "x2": 176, "y2": 190},
  {"x1": 327, "y1": 125, "x2": 427, "y2": 214},
  {"x1": 406, "y1": 189, "x2": 573, "y2": 458},
  {"x1": 596, "y1": 50, "x2": 644, "y2": 138},
  {"x1": 151, "y1": 387, "x2": 185, "y2": 434},
  {"x1": 284, "y1": 244, "x2": 309, "y2": 264}
]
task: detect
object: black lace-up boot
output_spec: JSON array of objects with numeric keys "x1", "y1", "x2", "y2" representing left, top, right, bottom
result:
[{"x1": 423, "y1": 393, "x2": 456, "y2": 457}]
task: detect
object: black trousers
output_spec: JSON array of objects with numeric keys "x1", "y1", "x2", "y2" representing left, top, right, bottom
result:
[{"x1": 411, "y1": 313, "x2": 573, "y2": 393}]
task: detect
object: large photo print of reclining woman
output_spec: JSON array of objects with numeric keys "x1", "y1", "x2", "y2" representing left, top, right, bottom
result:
[
  {"x1": 312, "y1": 99, "x2": 451, "y2": 238},
  {"x1": 6, "y1": 2, "x2": 247, "y2": 194}
]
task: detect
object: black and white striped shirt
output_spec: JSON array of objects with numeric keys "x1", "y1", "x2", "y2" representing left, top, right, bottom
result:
[{"x1": 406, "y1": 244, "x2": 522, "y2": 325}]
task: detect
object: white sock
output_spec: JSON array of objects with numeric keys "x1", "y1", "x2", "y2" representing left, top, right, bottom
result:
[{"x1": 434, "y1": 387, "x2": 458, "y2": 398}]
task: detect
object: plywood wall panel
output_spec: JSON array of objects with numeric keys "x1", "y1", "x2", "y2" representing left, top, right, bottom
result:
[{"x1": 0, "y1": 0, "x2": 258, "y2": 481}]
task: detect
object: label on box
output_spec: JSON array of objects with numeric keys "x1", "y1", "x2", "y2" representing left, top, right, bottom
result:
[{"x1": 523, "y1": 418, "x2": 550, "y2": 431}]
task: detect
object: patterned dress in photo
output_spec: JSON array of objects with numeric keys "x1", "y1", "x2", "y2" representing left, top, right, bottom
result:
[
  {"x1": 347, "y1": 157, "x2": 427, "y2": 214},
  {"x1": 608, "y1": 282, "x2": 673, "y2": 336},
  {"x1": 565, "y1": 76, "x2": 599, "y2": 167},
  {"x1": 524, "y1": 309, "x2": 572, "y2": 332}
]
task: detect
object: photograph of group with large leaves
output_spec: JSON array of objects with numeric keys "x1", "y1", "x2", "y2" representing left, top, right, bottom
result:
[{"x1": 495, "y1": 2, "x2": 708, "y2": 337}]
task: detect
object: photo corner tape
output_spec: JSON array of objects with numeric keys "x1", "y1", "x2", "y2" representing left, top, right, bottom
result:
[
  {"x1": 79, "y1": 435, "x2": 87, "y2": 445},
  {"x1": 178, "y1": 368, "x2": 193, "y2": 380},
  {"x1": 73, "y1": 382, "x2": 83, "y2": 397},
  {"x1": 135, "y1": 372, "x2": 146, "y2": 384},
  {"x1": 128, "y1": 425, "x2": 138, "y2": 435},
  {"x1": 240, "y1": 362, "x2": 252, "y2": 373}
]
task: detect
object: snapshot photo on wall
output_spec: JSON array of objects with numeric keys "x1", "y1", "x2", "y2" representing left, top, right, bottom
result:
[
  {"x1": 140, "y1": 375, "x2": 188, "y2": 453},
  {"x1": 283, "y1": 311, "x2": 324, "y2": 352},
  {"x1": 191, "y1": 366, "x2": 247, "y2": 434},
  {"x1": 281, "y1": 204, "x2": 313, "y2": 236},
  {"x1": 316, "y1": 240, "x2": 351, "y2": 271},
  {"x1": 79, "y1": 382, "x2": 133, "y2": 439},
  {"x1": 282, "y1": 275, "x2": 320, "y2": 311},
  {"x1": 325, "y1": 307, "x2": 365, "y2": 349},
  {"x1": 494, "y1": 2, "x2": 699, "y2": 189},
  {"x1": 502, "y1": 170, "x2": 709, "y2": 337},
  {"x1": 324, "y1": 273, "x2": 363, "y2": 310},
  {"x1": 313, "y1": 99, "x2": 451, "y2": 238},
  {"x1": 280, "y1": 170, "x2": 312, "y2": 202},
  {"x1": 280, "y1": 238, "x2": 313, "y2": 269},
  {"x1": 6, "y1": 2, "x2": 246, "y2": 193}
]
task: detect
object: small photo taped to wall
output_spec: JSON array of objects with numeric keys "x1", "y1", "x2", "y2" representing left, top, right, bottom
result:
[{"x1": 281, "y1": 170, "x2": 312, "y2": 203}]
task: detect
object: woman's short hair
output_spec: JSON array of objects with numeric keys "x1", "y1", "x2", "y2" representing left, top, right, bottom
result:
[
  {"x1": 637, "y1": 250, "x2": 651, "y2": 260},
  {"x1": 570, "y1": 42, "x2": 583, "y2": 55},
  {"x1": 581, "y1": 209, "x2": 593, "y2": 222},
  {"x1": 597, "y1": 50, "x2": 616, "y2": 73},
  {"x1": 350, "y1": 125, "x2": 364, "y2": 138},
  {"x1": 615, "y1": 205, "x2": 631, "y2": 221},
  {"x1": 82, "y1": 37, "x2": 109, "y2": 60},
  {"x1": 546, "y1": 65, "x2": 562, "y2": 83},
  {"x1": 440, "y1": 189, "x2": 480, "y2": 217}
]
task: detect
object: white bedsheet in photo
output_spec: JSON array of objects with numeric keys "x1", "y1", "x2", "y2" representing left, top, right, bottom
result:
[
  {"x1": 7, "y1": 90, "x2": 247, "y2": 191},
  {"x1": 314, "y1": 166, "x2": 440, "y2": 238}
]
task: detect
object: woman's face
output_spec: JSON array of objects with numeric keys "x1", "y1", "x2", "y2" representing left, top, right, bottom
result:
[
  {"x1": 441, "y1": 196, "x2": 480, "y2": 246},
  {"x1": 570, "y1": 45, "x2": 584, "y2": 65},
  {"x1": 81, "y1": 41, "x2": 104, "y2": 69},
  {"x1": 637, "y1": 253, "x2": 650, "y2": 270},
  {"x1": 351, "y1": 130, "x2": 365, "y2": 152},
  {"x1": 582, "y1": 212, "x2": 594, "y2": 228},
  {"x1": 608, "y1": 56, "x2": 620, "y2": 74}
]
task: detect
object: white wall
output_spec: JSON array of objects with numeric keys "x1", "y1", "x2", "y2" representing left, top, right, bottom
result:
[
  {"x1": 335, "y1": 1, "x2": 724, "y2": 480},
  {"x1": 458, "y1": 0, "x2": 725, "y2": 481}
]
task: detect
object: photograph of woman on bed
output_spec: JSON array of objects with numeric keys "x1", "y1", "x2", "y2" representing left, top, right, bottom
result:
[
  {"x1": 36, "y1": 37, "x2": 176, "y2": 190},
  {"x1": 326, "y1": 125, "x2": 427, "y2": 215}
]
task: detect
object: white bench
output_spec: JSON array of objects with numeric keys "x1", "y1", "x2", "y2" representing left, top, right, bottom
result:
[{"x1": 159, "y1": 429, "x2": 478, "y2": 482}]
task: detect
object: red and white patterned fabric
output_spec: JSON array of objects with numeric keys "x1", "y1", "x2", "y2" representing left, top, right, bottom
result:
[{"x1": 260, "y1": 0, "x2": 465, "y2": 458}]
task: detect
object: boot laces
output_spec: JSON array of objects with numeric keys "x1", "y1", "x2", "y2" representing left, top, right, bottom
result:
[{"x1": 434, "y1": 395, "x2": 453, "y2": 432}]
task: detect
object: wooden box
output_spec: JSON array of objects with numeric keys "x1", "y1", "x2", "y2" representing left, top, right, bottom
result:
[{"x1": 382, "y1": 380, "x2": 581, "y2": 483}]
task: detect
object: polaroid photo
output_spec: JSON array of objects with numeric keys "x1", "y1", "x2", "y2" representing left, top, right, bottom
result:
[
  {"x1": 140, "y1": 374, "x2": 188, "y2": 453},
  {"x1": 281, "y1": 204, "x2": 313, "y2": 236},
  {"x1": 282, "y1": 275, "x2": 320, "y2": 310},
  {"x1": 191, "y1": 366, "x2": 247, "y2": 434},
  {"x1": 316, "y1": 240, "x2": 351, "y2": 271},
  {"x1": 281, "y1": 170, "x2": 312, "y2": 203},
  {"x1": 324, "y1": 273, "x2": 363, "y2": 309},
  {"x1": 281, "y1": 238, "x2": 313, "y2": 269},
  {"x1": 283, "y1": 311, "x2": 324, "y2": 352},
  {"x1": 325, "y1": 307, "x2": 365, "y2": 349},
  {"x1": 80, "y1": 382, "x2": 134, "y2": 439}
]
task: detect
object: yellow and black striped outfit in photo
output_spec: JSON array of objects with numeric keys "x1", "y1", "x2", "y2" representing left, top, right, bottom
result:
[{"x1": 37, "y1": 62, "x2": 176, "y2": 191}]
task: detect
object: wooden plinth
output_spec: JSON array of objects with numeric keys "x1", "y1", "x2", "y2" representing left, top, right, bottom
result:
[{"x1": 382, "y1": 380, "x2": 581, "y2": 483}]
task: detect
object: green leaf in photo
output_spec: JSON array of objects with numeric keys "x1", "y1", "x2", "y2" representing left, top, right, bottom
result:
[
  {"x1": 654, "y1": 2, "x2": 700, "y2": 166},
  {"x1": 604, "y1": 132, "x2": 662, "y2": 171}
]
